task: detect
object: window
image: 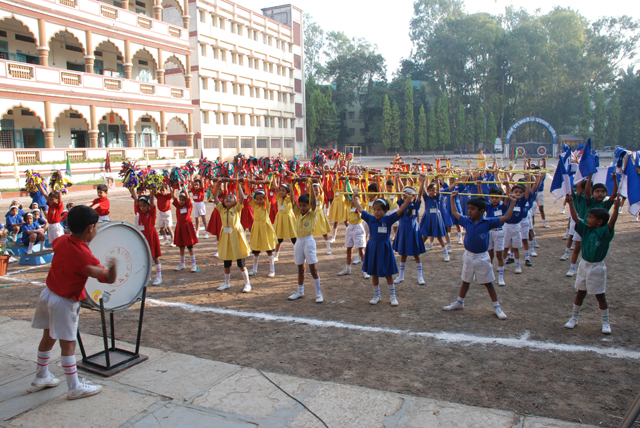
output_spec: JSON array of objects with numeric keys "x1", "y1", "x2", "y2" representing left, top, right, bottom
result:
[
  {"x1": 203, "y1": 137, "x2": 219, "y2": 148},
  {"x1": 290, "y1": 69, "x2": 294, "y2": 78},
  {"x1": 219, "y1": 17, "x2": 225, "y2": 29},
  {"x1": 211, "y1": 14, "x2": 216, "y2": 27},
  {"x1": 250, "y1": 115, "x2": 254, "y2": 126},
  {"x1": 270, "y1": 91, "x2": 274, "y2": 101},
  {"x1": 271, "y1": 138, "x2": 280, "y2": 149},
  {"x1": 241, "y1": 138, "x2": 252, "y2": 148},
  {"x1": 257, "y1": 138, "x2": 267, "y2": 148},
  {"x1": 232, "y1": 83, "x2": 237, "y2": 95},
  {"x1": 15, "y1": 34, "x2": 35, "y2": 43},
  {"x1": 360, "y1": 128, "x2": 365, "y2": 136},
  {"x1": 65, "y1": 44, "x2": 83, "y2": 53},
  {"x1": 231, "y1": 53, "x2": 236, "y2": 64},
  {"x1": 349, "y1": 128, "x2": 355, "y2": 136},
  {"x1": 202, "y1": 111, "x2": 208, "y2": 124},
  {"x1": 70, "y1": 113, "x2": 82, "y2": 119},
  {"x1": 201, "y1": 77, "x2": 208, "y2": 90},
  {"x1": 348, "y1": 112, "x2": 355, "y2": 119},
  {"x1": 239, "y1": 85, "x2": 244, "y2": 96},
  {"x1": 136, "y1": 0, "x2": 145, "y2": 6},
  {"x1": 239, "y1": 114, "x2": 245, "y2": 125},
  {"x1": 270, "y1": 117, "x2": 275, "y2": 128},
  {"x1": 291, "y1": 118, "x2": 295, "y2": 129},
  {"x1": 291, "y1": 94, "x2": 295, "y2": 103},
  {"x1": 269, "y1": 63, "x2": 273, "y2": 74},
  {"x1": 212, "y1": 48, "x2": 218, "y2": 60},
  {"x1": 284, "y1": 139, "x2": 294, "y2": 148},
  {"x1": 200, "y1": 44, "x2": 206, "y2": 56},
  {"x1": 223, "y1": 138, "x2": 237, "y2": 148},
  {"x1": 264, "y1": 116, "x2": 269, "y2": 127},
  {"x1": 21, "y1": 110, "x2": 34, "y2": 116},
  {"x1": 221, "y1": 113, "x2": 227, "y2": 125},
  {"x1": 220, "y1": 81, "x2": 226, "y2": 93},
  {"x1": 232, "y1": 114, "x2": 238, "y2": 125},
  {"x1": 220, "y1": 50, "x2": 225, "y2": 61},
  {"x1": 94, "y1": 51, "x2": 103, "y2": 57},
  {"x1": 238, "y1": 55, "x2": 243, "y2": 66},
  {"x1": 139, "y1": 59, "x2": 148, "y2": 66},
  {"x1": 0, "y1": 30, "x2": 6, "y2": 38},
  {"x1": 199, "y1": 10, "x2": 205, "y2": 23}
]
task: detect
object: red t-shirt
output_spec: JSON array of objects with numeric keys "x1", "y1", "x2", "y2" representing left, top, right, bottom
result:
[
  {"x1": 92, "y1": 197, "x2": 110, "y2": 216},
  {"x1": 47, "y1": 200, "x2": 63, "y2": 224},
  {"x1": 155, "y1": 194, "x2": 171, "y2": 212},
  {"x1": 191, "y1": 187, "x2": 205, "y2": 203},
  {"x1": 46, "y1": 235, "x2": 107, "y2": 301},
  {"x1": 173, "y1": 198, "x2": 193, "y2": 223}
]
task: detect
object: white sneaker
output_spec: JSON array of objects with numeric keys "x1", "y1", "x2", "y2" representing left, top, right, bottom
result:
[
  {"x1": 273, "y1": 254, "x2": 279, "y2": 262},
  {"x1": 566, "y1": 267, "x2": 576, "y2": 277},
  {"x1": 248, "y1": 269, "x2": 257, "y2": 276},
  {"x1": 288, "y1": 291, "x2": 304, "y2": 300},
  {"x1": 242, "y1": 284, "x2": 251, "y2": 293},
  {"x1": 175, "y1": 263, "x2": 186, "y2": 271},
  {"x1": 560, "y1": 252, "x2": 570, "y2": 261},
  {"x1": 369, "y1": 295, "x2": 380, "y2": 305},
  {"x1": 352, "y1": 257, "x2": 361, "y2": 265},
  {"x1": 31, "y1": 372, "x2": 62, "y2": 389},
  {"x1": 152, "y1": 277, "x2": 162, "y2": 286},
  {"x1": 170, "y1": 242, "x2": 176, "y2": 247},
  {"x1": 9, "y1": 256, "x2": 18, "y2": 263},
  {"x1": 390, "y1": 296, "x2": 399, "y2": 306},
  {"x1": 326, "y1": 249, "x2": 332, "y2": 255},
  {"x1": 514, "y1": 266, "x2": 522, "y2": 274},
  {"x1": 393, "y1": 276, "x2": 404, "y2": 284},
  {"x1": 67, "y1": 379, "x2": 103, "y2": 400},
  {"x1": 602, "y1": 322, "x2": 612, "y2": 334},
  {"x1": 443, "y1": 301, "x2": 464, "y2": 311},
  {"x1": 214, "y1": 252, "x2": 219, "y2": 257},
  {"x1": 495, "y1": 307, "x2": 507, "y2": 320},
  {"x1": 191, "y1": 265, "x2": 198, "y2": 273},
  {"x1": 204, "y1": 232, "x2": 210, "y2": 239},
  {"x1": 337, "y1": 268, "x2": 351, "y2": 276},
  {"x1": 427, "y1": 243, "x2": 433, "y2": 250},
  {"x1": 562, "y1": 233, "x2": 569, "y2": 240},
  {"x1": 534, "y1": 242, "x2": 540, "y2": 248},
  {"x1": 418, "y1": 276, "x2": 425, "y2": 285},
  {"x1": 267, "y1": 270, "x2": 275, "y2": 278},
  {"x1": 530, "y1": 250, "x2": 537, "y2": 257},
  {"x1": 564, "y1": 317, "x2": 578, "y2": 329},
  {"x1": 561, "y1": 208, "x2": 566, "y2": 214},
  {"x1": 457, "y1": 238, "x2": 463, "y2": 244},
  {"x1": 444, "y1": 253, "x2": 450, "y2": 262},
  {"x1": 217, "y1": 282, "x2": 230, "y2": 291},
  {"x1": 498, "y1": 276, "x2": 505, "y2": 286},
  {"x1": 315, "y1": 294, "x2": 324, "y2": 303},
  {"x1": 363, "y1": 273, "x2": 371, "y2": 279},
  {"x1": 447, "y1": 245, "x2": 452, "y2": 253},
  {"x1": 329, "y1": 236, "x2": 336, "y2": 243}
]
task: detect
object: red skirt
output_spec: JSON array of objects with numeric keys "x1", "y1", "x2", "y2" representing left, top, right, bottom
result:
[
  {"x1": 206, "y1": 207, "x2": 222, "y2": 237},
  {"x1": 174, "y1": 220, "x2": 199, "y2": 247},
  {"x1": 143, "y1": 229, "x2": 162, "y2": 259},
  {"x1": 240, "y1": 198, "x2": 254, "y2": 230}
]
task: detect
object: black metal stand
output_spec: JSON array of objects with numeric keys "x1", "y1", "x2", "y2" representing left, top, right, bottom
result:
[{"x1": 77, "y1": 287, "x2": 148, "y2": 377}]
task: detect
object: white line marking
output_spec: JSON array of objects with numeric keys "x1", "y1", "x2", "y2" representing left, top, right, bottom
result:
[
  {"x1": 3, "y1": 266, "x2": 43, "y2": 276},
  {"x1": 148, "y1": 298, "x2": 640, "y2": 360},
  {"x1": 0, "y1": 276, "x2": 45, "y2": 285}
]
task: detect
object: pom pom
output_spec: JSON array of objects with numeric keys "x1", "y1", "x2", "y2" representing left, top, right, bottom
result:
[
  {"x1": 119, "y1": 160, "x2": 140, "y2": 189},
  {"x1": 49, "y1": 170, "x2": 73, "y2": 194},
  {"x1": 144, "y1": 169, "x2": 164, "y2": 191},
  {"x1": 24, "y1": 169, "x2": 43, "y2": 193}
]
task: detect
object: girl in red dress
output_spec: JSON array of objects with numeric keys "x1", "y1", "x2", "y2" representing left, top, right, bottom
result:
[
  {"x1": 130, "y1": 188, "x2": 163, "y2": 285},
  {"x1": 172, "y1": 187, "x2": 199, "y2": 272},
  {"x1": 206, "y1": 179, "x2": 225, "y2": 257}
]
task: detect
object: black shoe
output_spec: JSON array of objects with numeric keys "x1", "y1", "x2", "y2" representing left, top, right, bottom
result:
[
  {"x1": 525, "y1": 260, "x2": 532, "y2": 267},
  {"x1": 505, "y1": 258, "x2": 515, "y2": 265}
]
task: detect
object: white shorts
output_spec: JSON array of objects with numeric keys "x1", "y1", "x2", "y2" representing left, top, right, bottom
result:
[
  {"x1": 345, "y1": 223, "x2": 366, "y2": 248},
  {"x1": 488, "y1": 228, "x2": 505, "y2": 252},
  {"x1": 568, "y1": 220, "x2": 581, "y2": 241},
  {"x1": 461, "y1": 251, "x2": 496, "y2": 284},
  {"x1": 519, "y1": 218, "x2": 530, "y2": 239},
  {"x1": 31, "y1": 287, "x2": 80, "y2": 341},
  {"x1": 99, "y1": 215, "x2": 110, "y2": 221},
  {"x1": 575, "y1": 260, "x2": 606, "y2": 294},
  {"x1": 293, "y1": 236, "x2": 318, "y2": 266},
  {"x1": 193, "y1": 201, "x2": 207, "y2": 217},
  {"x1": 531, "y1": 201, "x2": 538, "y2": 217},
  {"x1": 157, "y1": 210, "x2": 173, "y2": 228},
  {"x1": 536, "y1": 192, "x2": 544, "y2": 207},
  {"x1": 503, "y1": 223, "x2": 523, "y2": 249},
  {"x1": 48, "y1": 223, "x2": 64, "y2": 243},
  {"x1": 362, "y1": 220, "x2": 369, "y2": 236}
]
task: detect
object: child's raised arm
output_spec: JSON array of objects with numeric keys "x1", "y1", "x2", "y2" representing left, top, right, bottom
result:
[
  {"x1": 565, "y1": 195, "x2": 579, "y2": 224},
  {"x1": 610, "y1": 173, "x2": 619, "y2": 199},
  {"x1": 150, "y1": 189, "x2": 156, "y2": 207},
  {"x1": 499, "y1": 194, "x2": 519, "y2": 223},
  {"x1": 309, "y1": 179, "x2": 317, "y2": 210},
  {"x1": 212, "y1": 179, "x2": 223, "y2": 202},
  {"x1": 609, "y1": 197, "x2": 621, "y2": 231},
  {"x1": 396, "y1": 194, "x2": 412, "y2": 217},
  {"x1": 449, "y1": 190, "x2": 461, "y2": 220},
  {"x1": 237, "y1": 178, "x2": 245, "y2": 201},
  {"x1": 352, "y1": 191, "x2": 364, "y2": 213}
]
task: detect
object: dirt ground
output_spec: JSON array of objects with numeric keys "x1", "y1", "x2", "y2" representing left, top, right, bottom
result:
[{"x1": 1, "y1": 165, "x2": 640, "y2": 427}]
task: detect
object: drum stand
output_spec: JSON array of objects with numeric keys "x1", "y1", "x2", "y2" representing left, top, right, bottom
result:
[{"x1": 76, "y1": 287, "x2": 149, "y2": 377}]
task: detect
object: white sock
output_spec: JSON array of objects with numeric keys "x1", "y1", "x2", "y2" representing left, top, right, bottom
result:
[
  {"x1": 345, "y1": 264, "x2": 352, "y2": 272},
  {"x1": 601, "y1": 308, "x2": 609, "y2": 323},
  {"x1": 398, "y1": 262, "x2": 406, "y2": 278},
  {"x1": 241, "y1": 269, "x2": 250, "y2": 285},
  {"x1": 572, "y1": 304, "x2": 581, "y2": 319},
  {"x1": 61, "y1": 355, "x2": 80, "y2": 390},
  {"x1": 498, "y1": 266, "x2": 504, "y2": 277},
  {"x1": 326, "y1": 241, "x2": 331, "y2": 251},
  {"x1": 373, "y1": 285, "x2": 381, "y2": 297},
  {"x1": 570, "y1": 263, "x2": 576, "y2": 269},
  {"x1": 525, "y1": 251, "x2": 530, "y2": 260},
  {"x1": 156, "y1": 264, "x2": 162, "y2": 280},
  {"x1": 564, "y1": 248, "x2": 570, "y2": 255},
  {"x1": 224, "y1": 273, "x2": 231, "y2": 283},
  {"x1": 298, "y1": 284, "x2": 304, "y2": 294},
  {"x1": 493, "y1": 301, "x2": 501, "y2": 310},
  {"x1": 416, "y1": 262, "x2": 423, "y2": 278},
  {"x1": 314, "y1": 277, "x2": 321, "y2": 295},
  {"x1": 456, "y1": 296, "x2": 465, "y2": 305},
  {"x1": 443, "y1": 247, "x2": 448, "y2": 255},
  {"x1": 388, "y1": 283, "x2": 396, "y2": 297},
  {"x1": 190, "y1": 254, "x2": 196, "y2": 266},
  {"x1": 332, "y1": 228, "x2": 337, "y2": 239},
  {"x1": 180, "y1": 255, "x2": 185, "y2": 264},
  {"x1": 28, "y1": 241, "x2": 34, "y2": 252},
  {"x1": 269, "y1": 255, "x2": 275, "y2": 272},
  {"x1": 36, "y1": 350, "x2": 52, "y2": 378},
  {"x1": 253, "y1": 256, "x2": 259, "y2": 272}
]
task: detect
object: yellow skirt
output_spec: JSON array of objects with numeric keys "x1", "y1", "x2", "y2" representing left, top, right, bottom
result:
[
  {"x1": 274, "y1": 211, "x2": 297, "y2": 239},
  {"x1": 314, "y1": 207, "x2": 331, "y2": 236},
  {"x1": 218, "y1": 227, "x2": 251, "y2": 260},
  {"x1": 328, "y1": 196, "x2": 347, "y2": 223},
  {"x1": 250, "y1": 221, "x2": 277, "y2": 252}
]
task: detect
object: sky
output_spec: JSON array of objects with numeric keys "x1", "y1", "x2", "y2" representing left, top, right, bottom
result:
[{"x1": 241, "y1": 0, "x2": 640, "y2": 78}]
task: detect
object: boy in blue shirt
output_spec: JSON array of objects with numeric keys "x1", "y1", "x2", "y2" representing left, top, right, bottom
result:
[
  {"x1": 6, "y1": 205, "x2": 24, "y2": 239},
  {"x1": 478, "y1": 184, "x2": 509, "y2": 286},
  {"x1": 21, "y1": 213, "x2": 46, "y2": 254},
  {"x1": 444, "y1": 191, "x2": 518, "y2": 320},
  {"x1": 30, "y1": 183, "x2": 48, "y2": 217}
]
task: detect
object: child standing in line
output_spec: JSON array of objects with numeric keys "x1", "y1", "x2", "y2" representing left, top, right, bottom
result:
[
  {"x1": 443, "y1": 192, "x2": 517, "y2": 319},
  {"x1": 419, "y1": 180, "x2": 450, "y2": 262},
  {"x1": 337, "y1": 193, "x2": 368, "y2": 278},
  {"x1": 288, "y1": 179, "x2": 323, "y2": 303},
  {"x1": 386, "y1": 179, "x2": 400, "y2": 238},
  {"x1": 273, "y1": 181, "x2": 297, "y2": 261},
  {"x1": 30, "y1": 205, "x2": 116, "y2": 399},
  {"x1": 501, "y1": 183, "x2": 533, "y2": 274},
  {"x1": 45, "y1": 187, "x2": 64, "y2": 243},
  {"x1": 172, "y1": 187, "x2": 199, "y2": 272},
  {"x1": 247, "y1": 185, "x2": 277, "y2": 277},
  {"x1": 130, "y1": 188, "x2": 163, "y2": 285},
  {"x1": 352, "y1": 192, "x2": 411, "y2": 306},
  {"x1": 213, "y1": 179, "x2": 252, "y2": 292},
  {"x1": 312, "y1": 181, "x2": 332, "y2": 255},
  {"x1": 563, "y1": 195, "x2": 620, "y2": 334},
  {"x1": 206, "y1": 179, "x2": 225, "y2": 257},
  {"x1": 155, "y1": 185, "x2": 175, "y2": 246},
  {"x1": 87, "y1": 184, "x2": 110, "y2": 221},
  {"x1": 481, "y1": 186, "x2": 509, "y2": 286},
  {"x1": 327, "y1": 172, "x2": 348, "y2": 243},
  {"x1": 190, "y1": 178, "x2": 209, "y2": 239},
  {"x1": 393, "y1": 175, "x2": 427, "y2": 285},
  {"x1": 30, "y1": 180, "x2": 48, "y2": 217}
]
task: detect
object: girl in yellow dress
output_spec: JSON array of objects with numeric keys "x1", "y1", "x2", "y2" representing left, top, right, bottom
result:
[
  {"x1": 327, "y1": 171, "x2": 348, "y2": 242},
  {"x1": 273, "y1": 179, "x2": 297, "y2": 261},
  {"x1": 312, "y1": 181, "x2": 332, "y2": 255},
  {"x1": 212, "y1": 178, "x2": 252, "y2": 293},
  {"x1": 247, "y1": 181, "x2": 278, "y2": 277}
]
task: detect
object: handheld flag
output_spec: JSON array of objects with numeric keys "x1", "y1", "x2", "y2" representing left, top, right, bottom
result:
[
  {"x1": 549, "y1": 154, "x2": 572, "y2": 201},
  {"x1": 620, "y1": 155, "x2": 640, "y2": 215},
  {"x1": 574, "y1": 139, "x2": 597, "y2": 184},
  {"x1": 105, "y1": 151, "x2": 112, "y2": 173},
  {"x1": 65, "y1": 152, "x2": 72, "y2": 176},
  {"x1": 13, "y1": 152, "x2": 19, "y2": 183},
  {"x1": 592, "y1": 166, "x2": 620, "y2": 195}
]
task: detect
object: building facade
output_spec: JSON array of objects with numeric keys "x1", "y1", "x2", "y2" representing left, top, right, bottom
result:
[{"x1": 188, "y1": 0, "x2": 305, "y2": 160}]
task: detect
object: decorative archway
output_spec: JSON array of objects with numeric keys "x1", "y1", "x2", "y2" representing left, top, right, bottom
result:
[
  {"x1": 505, "y1": 116, "x2": 558, "y2": 146},
  {"x1": 0, "y1": 105, "x2": 45, "y2": 148},
  {"x1": 48, "y1": 30, "x2": 85, "y2": 70},
  {"x1": 98, "y1": 111, "x2": 128, "y2": 148},
  {"x1": 54, "y1": 108, "x2": 89, "y2": 148},
  {"x1": 134, "y1": 114, "x2": 160, "y2": 147},
  {"x1": 166, "y1": 116, "x2": 188, "y2": 147},
  {"x1": 93, "y1": 40, "x2": 124, "y2": 76}
]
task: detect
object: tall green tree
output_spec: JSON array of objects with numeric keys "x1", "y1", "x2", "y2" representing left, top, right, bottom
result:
[
  {"x1": 306, "y1": 89, "x2": 340, "y2": 147},
  {"x1": 428, "y1": 105, "x2": 437, "y2": 151},
  {"x1": 487, "y1": 112, "x2": 497, "y2": 146},
  {"x1": 436, "y1": 95, "x2": 451, "y2": 149},
  {"x1": 607, "y1": 95, "x2": 621, "y2": 147},
  {"x1": 303, "y1": 14, "x2": 325, "y2": 79},
  {"x1": 391, "y1": 101, "x2": 401, "y2": 150},
  {"x1": 418, "y1": 104, "x2": 428, "y2": 153},
  {"x1": 579, "y1": 89, "x2": 592, "y2": 139},
  {"x1": 465, "y1": 113, "x2": 475, "y2": 149},
  {"x1": 404, "y1": 78, "x2": 415, "y2": 150},
  {"x1": 593, "y1": 91, "x2": 607, "y2": 148},
  {"x1": 455, "y1": 105, "x2": 465, "y2": 149},
  {"x1": 381, "y1": 95, "x2": 392, "y2": 152},
  {"x1": 476, "y1": 107, "x2": 486, "y2": 148}
]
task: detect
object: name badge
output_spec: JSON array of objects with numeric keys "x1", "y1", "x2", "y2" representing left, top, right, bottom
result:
[
  {"x1": 378, "y1": 227, "x2": 387, "y2": 234},
  {"x1": 513, "y1": 207, "x2": 521, "y2": 212},
  {"x1": 368, "y1": 202, "x2": 373, "y2": 207},
  {"x1": 350, "y1": 208, "x2": 356, "y2": 212},
  {"x1": 138, "y1": 225, "x2": 145, "y2": 231},
  {"x1": 495, "y1": 210, "x2": 502, "y2": 216},
  {"x1": 224, "y1": 227, "x2": 232, "y2": 233},
  {"x1": 430, "y1": 208, "x2": 438, "y2": 214},
  {"x1": 180, "y1": 208, "x2": 187, "y2": 214},
  {"x1": 279, "y1": 205, "x2": 285, "y2": 210},
  {"x1": 335, "y1": 192, "x2": 340, "y2": 196},
  {"x1": 389, "y1": 195, "x2": 395, "y2": 199}
]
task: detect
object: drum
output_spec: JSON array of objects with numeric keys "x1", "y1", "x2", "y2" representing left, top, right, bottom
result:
[{"x1": 83, "y1": 221, "x2": 152, "y2": 311}]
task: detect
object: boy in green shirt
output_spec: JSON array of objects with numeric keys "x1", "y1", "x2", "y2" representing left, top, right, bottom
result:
[{"x1": 563, "y1": 194, "x2": 621, "y2": 334}]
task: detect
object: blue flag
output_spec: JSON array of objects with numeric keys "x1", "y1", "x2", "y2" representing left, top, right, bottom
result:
[
  {"x1": 550, "y1": 154, "x2": 572, "y2": 201},
  {"x1": 621, "y1": 155, "x2": 640, "y2": 215},
  {"x1": 574, "y1": 139, "x2": 598, "y2": 184}
]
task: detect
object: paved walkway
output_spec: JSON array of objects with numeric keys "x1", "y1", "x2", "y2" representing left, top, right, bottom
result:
[{"x1": 0, "y1": 315, "x2": 595, "y2": 428}]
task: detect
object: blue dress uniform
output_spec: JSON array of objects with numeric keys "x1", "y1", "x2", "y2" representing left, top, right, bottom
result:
[
  {"x1": 361, "y1": 210, "x2": 400, "y2": 277},
  {"x1": 392, "y1": 199, "x2": 426, "y2": 256},
  {"x1": 419, "y1": 194, "x2": 447, "y2": 238}
]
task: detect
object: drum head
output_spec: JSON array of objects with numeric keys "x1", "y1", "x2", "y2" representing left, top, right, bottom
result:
[{"x1": 85, "y1": 222, "x2": 151, "y2": 311}]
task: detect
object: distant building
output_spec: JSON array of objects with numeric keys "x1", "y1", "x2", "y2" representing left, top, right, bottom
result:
[{"x1": 559, "y1": 134, "x2": 585, "y2": 148}]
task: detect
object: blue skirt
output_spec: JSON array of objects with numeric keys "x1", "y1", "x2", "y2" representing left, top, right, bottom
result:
[
  {"x1": 363, "y1": 241, "x2": 398, "y2": 277},
  {"x1": 441, "y1": 208, "x2": 454, "y2": 228},
  {"x1": 393, "y1": 221, "x2": 426, "y2": 256},
  {"x1": 419, "y1": 211, "x2": 447, "y2": 238}
]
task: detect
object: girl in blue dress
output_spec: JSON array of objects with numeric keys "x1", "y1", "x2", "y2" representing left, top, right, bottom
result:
[
  {"x1": 352, "y1": 192, "x2": 411, "y2": 307},
  {"x1": 441, "y1": 178, "x2": 464, "y2": 245},
  {"x1": 419, "y1": 179, "x2": 450, "y2": 262},
  {"x1": 392, "y1": 175, "x2": 427, "y2": 285}
]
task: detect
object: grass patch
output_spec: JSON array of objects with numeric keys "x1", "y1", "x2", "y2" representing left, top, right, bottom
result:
[{"x1": 1, "y1": 179, "x2": 107, "y2": 193}]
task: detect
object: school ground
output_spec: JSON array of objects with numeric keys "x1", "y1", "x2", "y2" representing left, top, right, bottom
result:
[{"x1": 1, "y1": 165, "x2": 638, "y2": 427}]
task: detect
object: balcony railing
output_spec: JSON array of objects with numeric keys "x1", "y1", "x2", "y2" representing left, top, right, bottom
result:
[
  {"x1": 100, "y1": 4, "x2": 118, "y2": 19},
  {"x1": 171, "y1": 88, "x2": 184, "y2": 98},
  {"x1": 8, "y1": 63, "x2": 33, "y2": 79},
  {"x1": 58, "y1": 0, "x2": 76, "y2": 6},
  {"x1": 140, "y1": 83, "x2": 155, "y2": 95},
  {"x1": 104, "y1": 78, "x2": 121, "y2": 91},
  {"x1": 61, "y1": 71, "x2": 81, "y2": 86}
]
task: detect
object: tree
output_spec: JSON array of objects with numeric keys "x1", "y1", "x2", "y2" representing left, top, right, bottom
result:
[
  {"x1": 436, "y1": 95, "x2": 451, "y2": 150},
  {"x1": 391, "y1": 101, "x2": 401, "y2": 150},
  {"x1": 404, "y1": 78, "x2": 415, "y2": 150},
  {"x1": 607, "y1": 95, "x2": 621, "y2": 147},
  {"x1": 579, "y1": 88, "x2": 592, "y2": 139},
  {"x1": 487, "y1": 112, "x2": 497, "y2": 146},
  {"x1": 418, "y1": 104, "x2": 428, "y2": 153},
  {"x1": 303, "y1": 14, "x2": 325, "y2": 79},
  {"x1": 306, "y1": 88, "x2": 340, "y2": 147},
  {"x1": 465, "y1": 113, "x2": 475, "y2": 149},
  {"x1": 455, "y1": 104, "x2": 465, "y2": 149},
  {"x1": 381, "y1": 95, "x2": 392, "y2": 152},
  {"x1": 593, "y1": 91, "x2": 607, "y2": 148},
  {"x1": 428, "y1": 105, "x2": 437, "y2": 151},
  {"x1": 476, "y1": 107, "x2": 486, "y2": 148}
]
